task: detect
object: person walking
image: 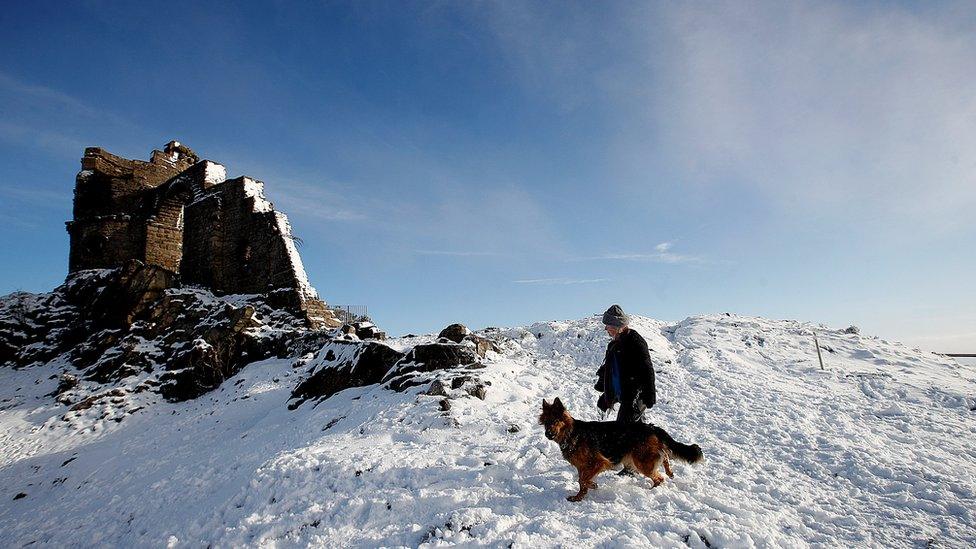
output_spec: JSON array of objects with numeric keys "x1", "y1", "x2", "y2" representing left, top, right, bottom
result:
[{"x1": 594, "y1": 304, "x2": 656, "y2": 423}]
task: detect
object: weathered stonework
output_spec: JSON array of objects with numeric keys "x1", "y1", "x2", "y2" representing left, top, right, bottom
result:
[{"x1": 66, "y1": 144, "x2": 338, "y2": 328}]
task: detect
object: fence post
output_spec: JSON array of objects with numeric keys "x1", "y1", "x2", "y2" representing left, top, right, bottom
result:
[{"x1": 813, "y1": 332, "x2": 825, "y2": 370}]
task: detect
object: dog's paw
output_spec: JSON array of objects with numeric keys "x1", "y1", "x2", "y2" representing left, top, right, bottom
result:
[{"x1": 567, "y1": 494, "x2": 584, "y2": 502}]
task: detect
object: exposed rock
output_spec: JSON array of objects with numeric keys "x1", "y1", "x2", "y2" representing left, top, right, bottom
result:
[
  {"x1": 426, "y1": 380, "x2": 450, "y2": 397},
  {"x1": 844, "y1": 325, "x2": 860, "y2": 335},
  {"x1": 53, "y1": 374, "x2": 79, "y2": 396},
  {"x1": 438, "y1": 323, "x2": 470, "y2": 343},
  {"x1": 289, "y1": 341, "x2": 405, "y2": 409},
  {"x1": 384, "y1": 343, "x2": 480, "y2": 391},
  {"x1": 463, "y1": 334, "x2": 500, "y2": 358},
  {"x1": 355, "y1": 322, "x2": 386, "y2": 340},
  {"x1": 469, "y1": 384, "x2": 488, "y2": 400},
  {"x1": 450, "y1": 375, "x2": 491, "y2": 400},
  {"x1": 68, "y1": 388, "x2": 126, "y2": 412},
  {"x1": 342, "y1": 321, "x2": 387, "y2": 340},
  {"x1": 158, "y1": 339, "x2": 226, "y2": 401},
  {"x1": 89, "y1": 260, "x2": 177, "y2": 329},
  {"x1": 439, "y1": 399, "x2": 451, "y2": 411},
  {"x1": 450, "y1": 376, "x2": 472, "y2": 390},
  {"x1": 1, "y1": 264, "x2": 320, "y2": 404}
]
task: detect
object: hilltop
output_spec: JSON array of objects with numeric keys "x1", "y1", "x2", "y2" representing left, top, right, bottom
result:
[{"x1": 2, "y1": 309, "x2": 974, "y2": 547}]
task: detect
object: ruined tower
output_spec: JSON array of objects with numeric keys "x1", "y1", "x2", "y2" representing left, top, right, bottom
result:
[{"x1": 66, "y1": 143, "x2": 338, "y2": 328}]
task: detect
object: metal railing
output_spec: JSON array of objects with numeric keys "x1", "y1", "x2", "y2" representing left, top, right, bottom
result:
[{"x1": 330, "y1": 305, "x2": 369, "y2": 324}]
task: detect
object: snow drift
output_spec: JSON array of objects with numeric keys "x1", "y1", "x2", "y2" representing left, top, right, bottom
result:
[{"x1": 1, "y1": 311, "x2": 975, "y2": 547}]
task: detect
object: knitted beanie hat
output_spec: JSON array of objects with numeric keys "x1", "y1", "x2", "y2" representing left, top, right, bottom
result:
[{"x1": 602, "y1": 304, "x2": 629, "y2": 327}]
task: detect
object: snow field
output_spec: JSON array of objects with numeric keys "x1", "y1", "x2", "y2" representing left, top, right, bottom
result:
[{"x1": 1, "y1": 313, "x2": 974, "y2": 547}]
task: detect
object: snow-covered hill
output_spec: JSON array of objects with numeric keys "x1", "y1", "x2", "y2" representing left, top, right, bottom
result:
[{"x1": 2, "y1": 314, "x2": 974, "y2": 547}]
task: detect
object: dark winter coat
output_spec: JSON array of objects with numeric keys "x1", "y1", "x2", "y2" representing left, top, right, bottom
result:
[{"x1": 594, "y1": 328, "x2": 656, "y2": 414}]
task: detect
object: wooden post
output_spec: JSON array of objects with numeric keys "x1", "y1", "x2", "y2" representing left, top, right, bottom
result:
[{"x1": 813, "y1": 332, "x2": 825, "y2": 370}]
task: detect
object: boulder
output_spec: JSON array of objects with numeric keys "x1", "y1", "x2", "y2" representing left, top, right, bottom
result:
[
  {"x1": 425, "y1": 379, "x2": 450, "y2": 397},
  {"x1": 84, "y1": 260, "x2": 178, "y2": 329},
  {"x1": 289, "y1": 341, "x2": 405, "y2": 408},
  {"x1": 385, "y1": 342, "x2": 479, "y2": 391},
  {"x1": 438, "y1": 323, "x2": 470, "y2": 343},
  {"x1": 463, "y1": 334, "x2": 500, "y2": 358},
  {"x1": 450, "y1": 375, "x2": 491, "y2": 400},
  {"x1": 343, "y1": 321, "x2": 387, "y2": 340}
]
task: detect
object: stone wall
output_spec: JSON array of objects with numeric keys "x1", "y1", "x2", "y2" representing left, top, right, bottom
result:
[
  {"x1": 66, "y1": 144, "x2": 338, "y2": 329},
  {"x1": 67, "y1": 147, "x2": 195, "y2": 272},
  {"x1": 183, "y1": 177, "x2": 303, "y2": 294}
]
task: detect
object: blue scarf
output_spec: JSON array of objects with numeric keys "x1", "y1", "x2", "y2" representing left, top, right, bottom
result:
[{"x1": 610, "y1": 353, "x2": 622, "y2": 402}]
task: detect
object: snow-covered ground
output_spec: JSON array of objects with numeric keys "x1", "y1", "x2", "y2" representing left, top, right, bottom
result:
[{"x1": 1, "y1": 314, "x2": 974, "y2": 547}]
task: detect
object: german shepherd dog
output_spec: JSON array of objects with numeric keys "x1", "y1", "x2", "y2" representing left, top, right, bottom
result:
[{"x1": 539, "y1": 398, "x2": 703, "y2": 502}]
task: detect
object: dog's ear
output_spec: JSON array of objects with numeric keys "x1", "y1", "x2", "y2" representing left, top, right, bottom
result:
[
  {"x1": 553, "y1": 397, "x2": 564, "y2": 410},
  {"x1": 542, "y1": 399, "x2": 549, "y2": 408}
]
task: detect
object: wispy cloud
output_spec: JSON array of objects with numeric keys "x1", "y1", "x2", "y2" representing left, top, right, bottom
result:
[
  {"x1": 0, "y1": 121, "x2": 89, "y2": 160},
  {"x1": 0, "y1": 71, "x2": 144, "y2": 157},
  {"x1": 513, "y1": 277, "x2": 610, "y2": 285},
  {"x1": 0, "y1": 213, "x2": 39, "y2": 229},
  {"x1": 415, "y1": 250, "x2": 507, "y2": 257},
  {"x1": 474, "y1": 2, "x2": 976, "y2": 233},
  {"x1": 205, "y1": 156, "x2": 371, "y2": 224},
  {"x1": 0, "y1": 184, "x2": 71, "y2": 206},
  {"x1": 272, "y1": 189, "x2": 368, "y2": 222},
  {"x1": 571, "y1": 242, "x2": 704, "y2": 264},
  {"x1": 0, "y1": 72, "x2": 102, "y2": 118},
  {"x1": 635, "y1": 1, "x2": 976, "y2": 230}
]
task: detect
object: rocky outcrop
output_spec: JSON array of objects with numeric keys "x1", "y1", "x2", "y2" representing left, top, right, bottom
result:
[
  {"x1": 384, "y1": 342, "x2": 481, "y2": 391},
  {"x1": 288, "y1": 341, "x2": 405, "y2": 409},
  {"x1": 83, "y1": 260, "x2": 177, "y2": 328},
  {"x1": 0, "y1": 261, "x2": 322, "y2": 403},
  {"x1": 435, "y1": 323, "x2": 500, "y2": 358},
  {"x1": 288, "y1": 332, "x2": 501, "y2": 407},
  {"x1": 438, "y1": 323, "x2": 470, "y2": 343},
  {"x1": 343, "y1": 321, "x2": 387, "y2": 340}
]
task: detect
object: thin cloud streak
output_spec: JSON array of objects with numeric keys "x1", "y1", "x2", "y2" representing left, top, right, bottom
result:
[
  {"x1": 0, "y1": 122, "x2": 90, "y2": 160},
  {"x1": 513, "y1": 277, "x2": 610, "y2": 285},
  {"x1": 415, "y1": 250, "x2": 507, "y2": 257},
  {"x1": 0, "y1": 213, "x2": 39, "y2": 229},
  {"x1": 599, "y1": 252, "x2": 702, "y2": 264},
  {"x1": 0, "y1": 71, "x2": 104, "y2": 118},
  {"x1": 568, "y1": 242, "x2": 704, "y2": 264},
  {"x1": 0, "y1": 184, "x2": 72, "y2": 206},
  {"x1": 206, "y1": 156, "x2": 372, "y2": 224},
  {"x1": 0, "y1": 70, "x2": 142, "y2": 135}
]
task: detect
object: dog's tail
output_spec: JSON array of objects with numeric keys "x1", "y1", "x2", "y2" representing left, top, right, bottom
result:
[{"x1": 655, "y1": 426, "x2": 703, "y2": 464}]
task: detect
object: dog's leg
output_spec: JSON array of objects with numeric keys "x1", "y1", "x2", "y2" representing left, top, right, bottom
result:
[
  {"x1": 663, "y1": 455, "x2": 674, "y2": 479},
  {"x1": 568, "y1": 467, "x2": 596, "y2": 502},
  {"x1": 633, "y1": 449, "x2": 666, "y2": 488},
  {"x1": 567, "y1": 457, "x2": 611, "y2": 502},
  {"x1": 643, "y1": 458, "x2": 666, "y2": 487}
]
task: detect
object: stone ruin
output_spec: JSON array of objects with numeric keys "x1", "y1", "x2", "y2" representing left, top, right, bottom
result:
[
  {"x1": 1, "y1": 142, "x2": 505, "y2": 408},
  {"x1": 65, "y1": 141, "x2": 338, "y2": 328}
]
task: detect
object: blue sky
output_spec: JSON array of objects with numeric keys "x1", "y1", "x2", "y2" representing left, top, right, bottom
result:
[{"x1": 1, "y1": 1, "x2": 975, "y2": 352}]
